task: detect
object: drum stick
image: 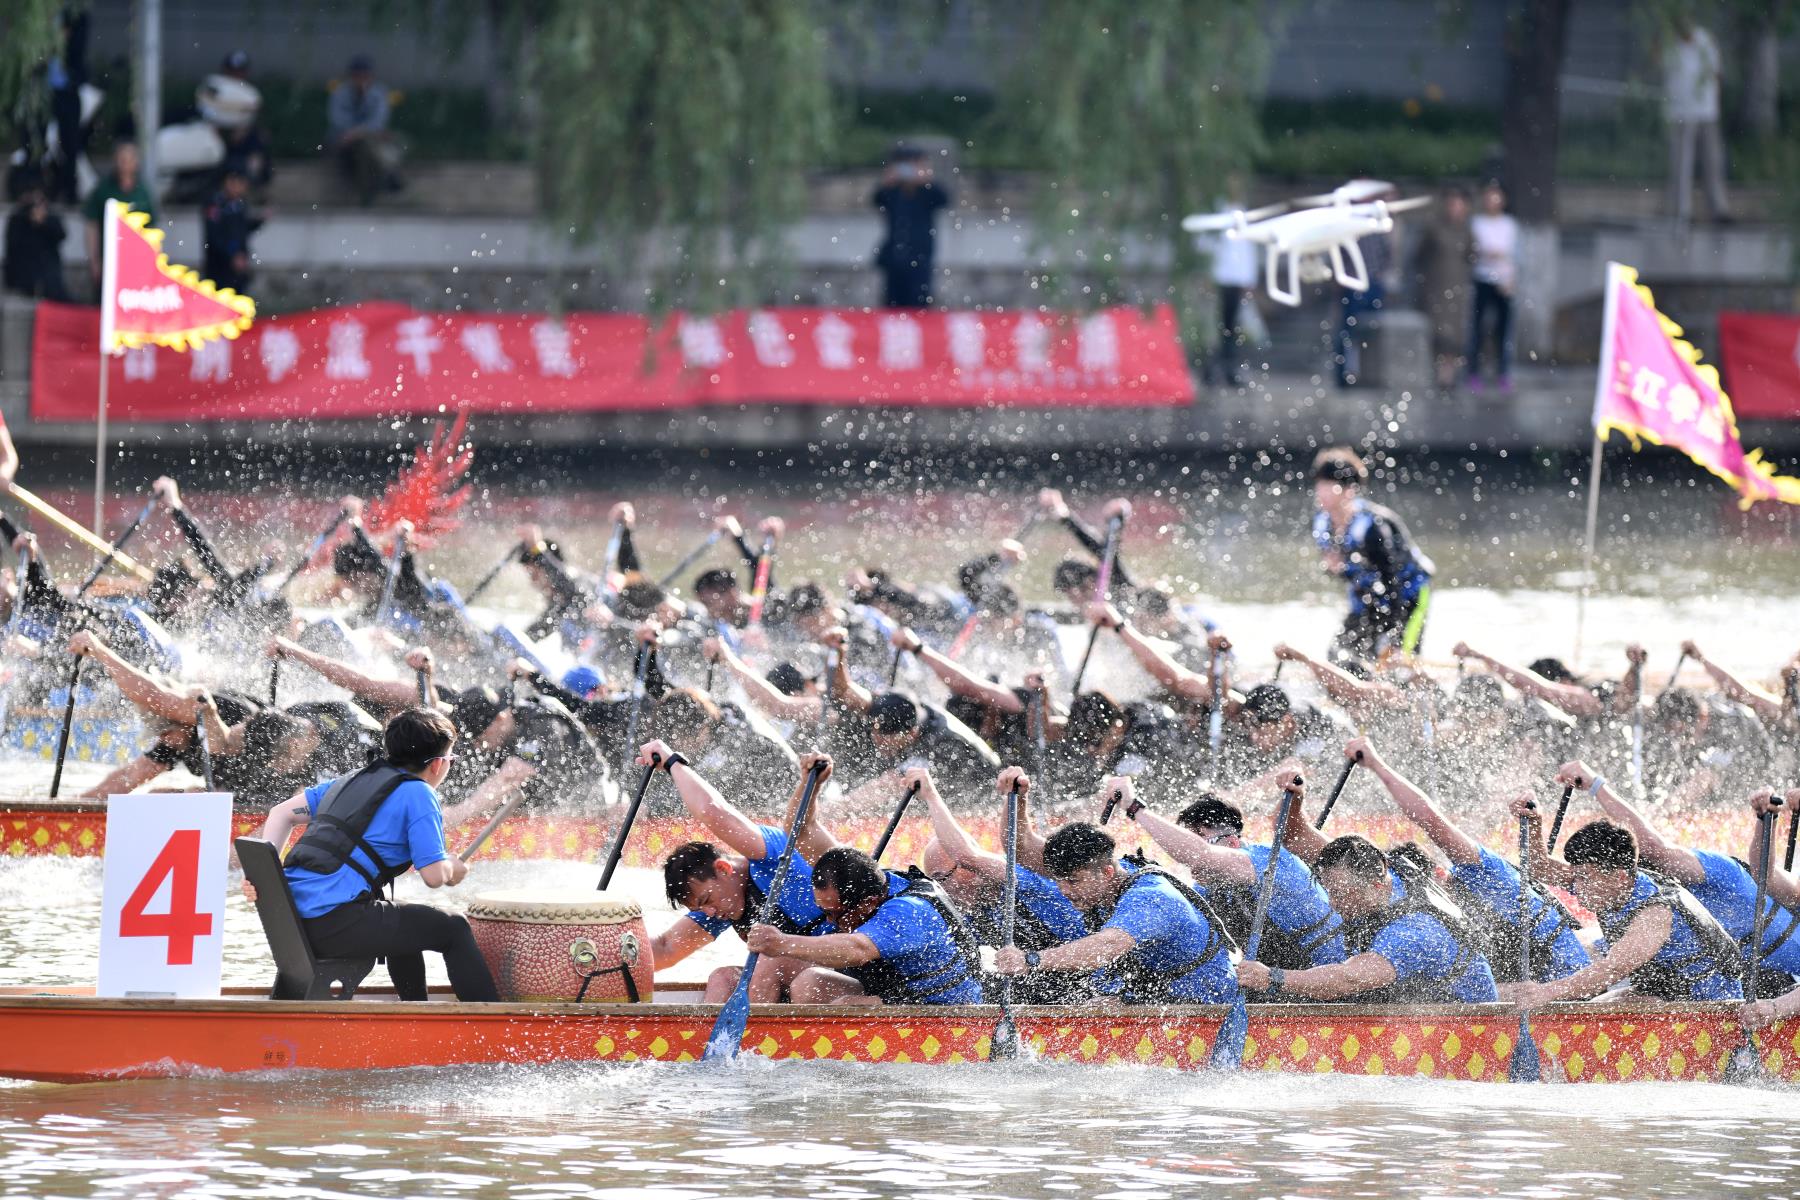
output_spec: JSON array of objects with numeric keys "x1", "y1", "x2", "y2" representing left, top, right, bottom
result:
[{"x1": 458, "y1": 792, "x2": 527, "y2": 863}]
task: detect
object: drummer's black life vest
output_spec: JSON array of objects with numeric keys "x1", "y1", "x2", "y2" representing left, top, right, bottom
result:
[
  {"x1": 283, "y1": 761, "x2": 418, "y2": 899},
  {"x1": 1336, "y1": 860, "x2": 1490, "y2": 1004},
  {"x1": 1598, "y1": 870, "x2": 1743, "y2": 1001},
  {"x1": 1095, "y1": 862, "x2": 1236, "y2": 1005},
  {"x1": 850, "y1": 870, "x2": 984, "y2": 1005}
]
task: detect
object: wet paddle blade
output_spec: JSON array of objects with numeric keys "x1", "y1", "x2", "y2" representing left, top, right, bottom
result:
[
  {"x1": 1209, "y1": 995, "x2": 1248, "y2": 1070},
  {"x1": 702, "y1": 951, "x2": 759, "y2": 1061},
  {"x1": 1723, "y1": 1039, "x2": 1762, "y2": 1085},
  {"x1": 990, "y1": 1010, "x2": 1020, "y2": 1061},
  {"x1": 1508, "y1": 1016, "x2": 1541, "y2": 1083}
]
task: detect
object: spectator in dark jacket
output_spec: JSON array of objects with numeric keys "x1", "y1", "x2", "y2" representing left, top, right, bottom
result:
[
  {"x1": 871, "y1": 147, "x2": 950, "y2": 308},
  {"x1": 4, "y1": 184, "x2": 69, "y2": 301},
  {"x1": 202, "y1": 168, "x2": 263, "y2": 294}
]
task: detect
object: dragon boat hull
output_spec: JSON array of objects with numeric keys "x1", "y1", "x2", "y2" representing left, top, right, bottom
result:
[{"x1": 0, "y1": 988, "x2": 1791, "y2": 1085}]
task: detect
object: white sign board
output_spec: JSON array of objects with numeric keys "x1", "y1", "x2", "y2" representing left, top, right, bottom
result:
[{"x1": 97, "y1": 793, "x2": 233, "y2": 998}]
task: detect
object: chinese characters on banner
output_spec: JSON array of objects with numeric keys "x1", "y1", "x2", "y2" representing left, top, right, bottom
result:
[
  {"x1": 32, "y1": 302, "x2": 1193, "y2": 422},
  {"x1": 1593, "y1": 262, "x2": 1800, "y2": 507}
]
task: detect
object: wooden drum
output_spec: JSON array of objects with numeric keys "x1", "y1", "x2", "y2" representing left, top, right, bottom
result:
[{"x1": 467, "y1": 889, "x2": 655, "y2": 1003}]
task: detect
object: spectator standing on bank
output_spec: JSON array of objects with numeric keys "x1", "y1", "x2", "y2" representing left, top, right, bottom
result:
[
  {"x1": 1663, "y1": 19, "x2": 1732, "y2": 225},
  {"x1": 871, "y1": 147, "x2": 950, "y2": 308},
  {"x1": 44, "y1": 10, "x2": 91, "y2": 204},
  {"x1": 82, "y1": 141, "x2": 157, "y2": 297},
  {"x1": 1199, "y1": 181, "x2": 1261, "y2": 387},
  {"x1": 328, "y1": 55, "x2": 405, "y2": 206},
  {"x1": 1411, "y1": 184, "x2": 1472, "y2": 389},
  {"x1": 1334, "y1": 184, "x2": 1395, "y2": 389},
  {"x1": 202, "y1": 168, "x2": 264, "y2": 295},
  {"x1": 216, "y1": 50, "x2": 275, "y2": 196},
  {"x1": 4, "y1": 181, "x2": 70, "y2": 301},
  {"x1": 1465, "y1": 181, "x2": 1517, "y2": 393}
]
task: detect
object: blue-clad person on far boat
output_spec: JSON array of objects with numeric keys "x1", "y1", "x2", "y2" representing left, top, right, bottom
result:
[
  {"x1": 1310, "y1": 445, "x2": 1434, "y2": 665},
  {"x1": 1509, "y1": 786, "x2": 1743, "y2": 1008},
  {"x1": 993, "y1": 801, "x2": 1238, "y2": 1005},
  {"x1": 645, "y1": 738, "x2": 829, "y2": 1005},
  {"x1": 1238, "y1": 832, "x2": 1500, "y2": 1004}
]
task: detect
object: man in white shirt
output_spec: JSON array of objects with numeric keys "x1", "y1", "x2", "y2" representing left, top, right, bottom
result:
[
  {"x1": 1663, "y1": 20, "x2": 1732, "y2": 224},
  {"x1": 1199, "y1": 187, "x2": 1262, "y2": 387}
]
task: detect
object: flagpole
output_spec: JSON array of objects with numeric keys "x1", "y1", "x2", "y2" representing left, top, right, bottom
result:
[
  {"x1": 1576, "y1": 262, "x2": 1624, "y2": 667},
  {"x1": 94, "y1": 199, "x2": 121, "y2": 530}
]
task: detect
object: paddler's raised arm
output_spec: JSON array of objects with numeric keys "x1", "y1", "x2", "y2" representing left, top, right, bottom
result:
[
  {"x1": 1454, "y1": 641, "x2": 1602, "y2": 718},
  {"x1": 709, "y1": 635, "x2": 821, "y2": 724},
  {"x1": 267, "y1": 635, "x2": 427, "y2": 712},
  {"x1": 1098, "y1": 602, "x2": 1209, "y2": 702},
  {"x1": 1683, "y1": 640, "x2": 1785, "y2": 723},
  {"x1": 918, "y1": 767, "x2": 1002, "y2": 882},
  {"x1": 783, "y1": 753, "x2": 842, "y2": 863},
  {"x1": 894, "y1": 625, "x2": 1025, "y2": 714},
  {"x1": 638, "y1": 737, "x2": 765, "y2": 861},
  {"x1": 821, "y1": 625, "x2": 874, "y2": 714}
]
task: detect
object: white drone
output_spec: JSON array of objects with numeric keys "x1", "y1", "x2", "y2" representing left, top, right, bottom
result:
[{"x1": 1182, "y1": 179, "x2": 1431, "y2": 307}]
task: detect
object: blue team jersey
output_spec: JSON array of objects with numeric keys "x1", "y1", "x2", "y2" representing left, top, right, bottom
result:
[
  {"x1": 1450, "y1": 847, "x2": 1591, "y2": 981},
  {"x1": 686, "y1": 824, "x2": 828, "y2": 940},
  {"x1": 1311, "y1": 500, "x2": 1432, "y2": 615},
  {"x1": 1244, "y1": 843, "x2": 1346, "y2": 965},
  {"x1": 984, "y1": 864, "x2": 1088, "y2": 945},
  {"x1": 1369, "y1": 911, "x2": 1500, "y2": 1002},
  {"x1": 1595, "y1": 872, "x2": 1744, "y2": 1002},
  {"x1": 857, "y1": 894, "x2": 984, "y2": 1004},
  {"x1": 1098, "y1": 870, "x2": 1235, "y2": 1004},
  {"x1": 1690, "y1": 850, "x2": 1800, "y2": 976},
  {"x1": 285, "y1": 777, "x2": 447, "y2": 919}
]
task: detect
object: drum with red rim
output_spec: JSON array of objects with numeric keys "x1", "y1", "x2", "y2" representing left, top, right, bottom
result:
[{"x1": 467, "y1": 889, "x2": 655, "y2": 1003}]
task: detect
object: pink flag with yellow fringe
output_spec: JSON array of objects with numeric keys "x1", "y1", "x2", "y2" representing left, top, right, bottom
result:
[
  {"x1": 98, "y1": 200, "x2": 254, "y2": 354},
  {"x1": 1593, "y1": 261, "x2": 1800, "y2": 507}
]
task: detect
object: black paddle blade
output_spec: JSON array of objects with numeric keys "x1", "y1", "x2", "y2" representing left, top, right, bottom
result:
[
  {"x1": 990, "y1": 1011, "x2": 1020, "y2": 1061},
  {"x1": 1724, "y1": 1038, "x2": 1763, "y2": 1085}
]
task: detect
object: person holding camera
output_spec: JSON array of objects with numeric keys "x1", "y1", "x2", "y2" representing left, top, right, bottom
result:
[{"x1": 871, "y1": 147, "x2": 950, "y2": 308}]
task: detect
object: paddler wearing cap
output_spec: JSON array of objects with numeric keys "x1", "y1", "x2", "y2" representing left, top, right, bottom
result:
[{"x1": 1310, "y1": 446, "x2": 1435, "y2": 666}]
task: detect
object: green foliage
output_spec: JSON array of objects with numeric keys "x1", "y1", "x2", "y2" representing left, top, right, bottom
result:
[
  {"x1": 1, "y1": 0, "x2": 68, "y2": 153},
  {"x1": 530, "y1": 0, "x2": 834, "y2": 309},
  {"x1": 1004, "y1": 0, "x2": 1270, "y2": 308}
]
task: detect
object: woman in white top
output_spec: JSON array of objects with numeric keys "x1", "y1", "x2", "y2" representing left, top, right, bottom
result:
[{"x1": 1465, "y1": 182, "x2": 1518, "y2": 392}]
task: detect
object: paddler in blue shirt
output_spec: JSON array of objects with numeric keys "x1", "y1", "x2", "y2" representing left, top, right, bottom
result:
[
  {"x1": 1238, "y1": 834, "x2": 1500, "y2": 1004},
  {"x1": 1510, "y1": 795, "x2": 1743, "y2": 1007},
  {"x1": 912, "y1": 765, "x2": 1092, "y2": 1003},
  {"x1": 745, "y1": 844, "x2": 986, "y2": 1006},
  {"x1": 646, "y1": 739, "x2": 831, "y2": 1004},
  {"x1": 1344, "y1": 737, "x2": 1591, "y2": 986},
  {"x1": 256, "y1": 707, "x2": 499, "y2": 1001},
  {"x1": 993, "y1": 818, "x2": 1238, "y2": 1005},
  {"x1": 1553, "y1": 764, "x2": 1800, "y2": 986},
  {"x1": 1118, "y1": 779, "x2": 1346, "y2": 969}
]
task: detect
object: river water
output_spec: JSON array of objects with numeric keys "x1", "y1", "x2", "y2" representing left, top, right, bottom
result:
[{"x1": 4, "y1": 453, "x2": 1799, "y2": 1197}]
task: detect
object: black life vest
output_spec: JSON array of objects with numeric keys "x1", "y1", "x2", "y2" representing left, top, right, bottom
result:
[
  {"x1": 848, "y1": 870, "x2": 985, "y2": 1005},
  {"x1": 967, "y1": 875, "x2": 1092, "y2": 1005},
  {"x1": 1094, "y1": 863, "x2": 1235, "y2": 1005},
  {"x1": 1598, "y1": 870, "x2": 1743, "y2": 1001},
  {"x1": 1192, "y1": 855, "x2": 1343, "y2": 974},
  {"x1": 1337, "y1": 860, "x2": 1490, "y2": 1004},
  {"x1": 734, "y1": 873, "x2": 831, "y2": 941},
  {"x1": 282, "y1": 761, "x2": 419, "y2": 900},
  {"x1": 1439, "y1": 871, "x2": 1582, "y2": 985}
]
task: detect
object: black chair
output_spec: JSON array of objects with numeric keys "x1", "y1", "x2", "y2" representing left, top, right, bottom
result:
[{"x1": 235, "y1": 836, "x2": 376, "y2": 1000}]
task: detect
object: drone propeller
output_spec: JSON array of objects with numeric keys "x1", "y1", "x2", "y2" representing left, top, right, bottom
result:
[
  {"x1": 1380, "y1": 196, "x2": 1434, "y2": 214},
  {"x1": 1295, "y1": 178, "x2": 1398, "y2": 207},
  {"x1": 1181, "y1": 201, "x2": 1286, "y2": 233}
]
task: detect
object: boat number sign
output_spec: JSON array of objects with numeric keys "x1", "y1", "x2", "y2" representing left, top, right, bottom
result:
[{"x1": 97, "y1": 793, "x2": 233, "y2": 998}]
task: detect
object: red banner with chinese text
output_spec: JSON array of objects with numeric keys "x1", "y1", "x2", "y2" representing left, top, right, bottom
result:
[
  {"x1": 1717, "y1": 311, "x2": 1800, "y2": 421},
  {"x1": 31, "y1": 301, "x2": 1192, "y2": 422}
]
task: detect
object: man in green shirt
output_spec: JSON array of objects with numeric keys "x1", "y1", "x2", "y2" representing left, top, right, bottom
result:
[{"x1": 82, "y1": 141, "x2": 158, "y2": 295}]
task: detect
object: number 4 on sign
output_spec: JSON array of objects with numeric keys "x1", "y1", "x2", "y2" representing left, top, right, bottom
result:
[
  {"x1": 119, "y1": 830, "x2": 214, "y2": 965},
  {"x1": 97, "y1": 793, "x2": 232, "y2": 998}
]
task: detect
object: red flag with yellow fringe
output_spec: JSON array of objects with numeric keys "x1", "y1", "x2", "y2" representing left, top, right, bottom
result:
[{"x1": 98, "y1": 200, "x2": 255, "y2": 354}]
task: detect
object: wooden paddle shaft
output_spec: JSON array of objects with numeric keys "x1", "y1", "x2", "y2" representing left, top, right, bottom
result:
[
  {"x1": 1314, "y1": 754, "x2": 1361, "y2": 830},
  {"x1": 872, "y1": 781, "x2": 921, "y2": 862},
  {"x1": 597, "y1": 759, "x2": 661, "y2": 890},
  {"x1": 4, "y1": 484, "x2": 153, "y2": 583}
]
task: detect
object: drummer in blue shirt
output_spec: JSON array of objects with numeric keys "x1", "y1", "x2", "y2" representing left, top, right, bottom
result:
[
  {"x1": 994, "y1": 818, "x2": 1238, "y2": 1005},
  {"x1": 646, "y1": 738, "x2": 826, "y2": 1004},
  {"x1": 257, "y1": 707, "x2": 500, "y2": 1001}
]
